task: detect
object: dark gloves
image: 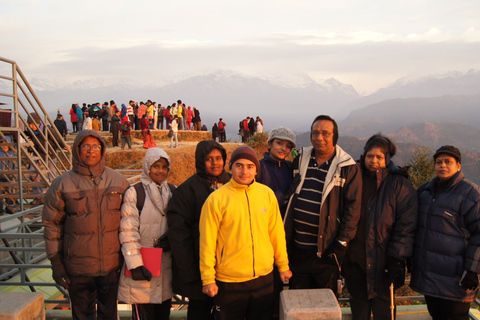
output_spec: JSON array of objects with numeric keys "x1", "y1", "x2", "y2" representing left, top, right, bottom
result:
[
  {"x1": 460, "y1": 270, "x2": 479, "y2": 291},
  {"x1": 130, "y1": 266, "x2": 152, "y2": 281},
  {"x1": 324, "y1": 240, "x2": 347, "y2": 268},
  {"x1": 385, "y1": 257, "x2": 406, "y2": 289},
  {"x1": 155, "y1": 232, "x2": 170, "y2": 252},
  {"x1": 50, "y1": 254, "x2": 70, "y2": 289}
]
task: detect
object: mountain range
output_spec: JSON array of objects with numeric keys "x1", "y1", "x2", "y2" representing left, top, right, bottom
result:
[{"x1": 3, "y1": 67, "x2": 480, "y2": 183}]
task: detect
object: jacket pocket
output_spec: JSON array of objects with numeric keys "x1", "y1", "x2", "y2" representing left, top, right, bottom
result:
[{"x1": 65, "y1": 197, "x2": 87, "y2": 216}]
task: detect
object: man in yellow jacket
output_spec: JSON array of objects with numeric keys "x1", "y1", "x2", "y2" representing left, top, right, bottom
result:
[{"x1": 200, "y1": 145, "x2": 292, "y2": 320}]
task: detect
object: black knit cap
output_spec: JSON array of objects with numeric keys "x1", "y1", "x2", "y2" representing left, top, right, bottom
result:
[
  {"x1": 229, "y1": 145, "x2": 260, "y2": 172},
  {"x1": 434, "y1": 145, "x2": 461, "y2": 163}
]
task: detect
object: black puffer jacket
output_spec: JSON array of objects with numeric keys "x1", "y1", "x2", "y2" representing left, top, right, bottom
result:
[
  {"x1": 43, "y1": 130, "x2": 130, "y2": 276},
  {"x1": 167, "y1": 140, "x2": 231, "y2": 299},
  {"x1": 347, "y1": 161, "x2": 417, "y2": 299},
  {"x1": 411, "y1": 172, "x2": 480, "y2": 303}
]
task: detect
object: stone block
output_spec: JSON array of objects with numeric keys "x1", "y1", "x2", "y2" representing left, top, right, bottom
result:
[
  {"x1": 280, "y1": 289, "x2": 341, "y2": 320},
  {"x1": 0, "y1": 292, "x2": 45, "y2": 320}
]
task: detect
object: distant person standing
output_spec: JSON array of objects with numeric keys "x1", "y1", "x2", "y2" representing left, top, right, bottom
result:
[
  {"x1": 75, "y1": 103, "x2": 84, "y2": 132},
  {"x1": 69, "y1": 104, "x2": 78, "y2": 133},
  {"x1": 212, "y1": 123, "x2": 219, "y2": 142},
  {"x1": 101, "y1": 102, "x2": 110, "y2": 131},
  {"x1": 121, "y1": 116, "x2": 133, "y2": 150},
  {"x1": 218, "y1": 118, "x2": 226, "y2": 142},
  {"x1": 157, "y1": 104, "x2": 165, "y2": 130},
  {"x1": 110, "y1": 111, "x2": 120, "y2": 147},
  {"x1": 194, "y1": 107, "x2": 201, "y2": 131},
  {"x1": 256, "y1": 116, "x2": 264, "y2": 134},
  {"x1": 54, "y1": 114, "x2": 68, "y2": 139},
  {"x1": 170, "y1": 116, "x2": 179, "y2": 148}
]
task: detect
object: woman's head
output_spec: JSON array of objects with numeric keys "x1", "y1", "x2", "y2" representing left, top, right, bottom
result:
[
  {"x1": 195, "y1": 140, "x2": 227, "y2": 177},
  {"x1": 363, "y1": 134, "x2": 396, "y2": 173},
  {"x1": 433, "y1": 145, "x2": 461, "y2": 181}
]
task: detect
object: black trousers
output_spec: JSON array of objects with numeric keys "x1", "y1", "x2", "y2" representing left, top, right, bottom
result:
[
  {"x1": 68, "y1": 269, "x2": 119, "y2": 320},
  {"x1": 132, "y1": 299, "x2": 171, "y2": 320},
  {"x1": 187, "y1": 298, "x2": 214, "y2": 320},
  {"x1": 214, "y1": 272, "x2": 274, "y2": 320},
  {"x1": 425, "y1": 295, "x2": 470, "y2": 320},
  {"x1": 344, "y1": 260, "x2": 394, "y2": 320},
  {"x1": 289, "y1": 247, "x2": 339, "y2": 294}
]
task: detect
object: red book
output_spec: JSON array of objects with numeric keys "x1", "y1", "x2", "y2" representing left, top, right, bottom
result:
[{"x1": 125, "y1": 247, "x2": 163, "y2": 277}]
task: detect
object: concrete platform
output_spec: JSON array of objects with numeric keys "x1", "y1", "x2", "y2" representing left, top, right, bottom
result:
[{"x1": 0, "y1": 292, "x2": 45, "y2": 320}]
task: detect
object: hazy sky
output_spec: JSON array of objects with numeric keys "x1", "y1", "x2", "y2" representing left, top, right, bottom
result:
[{"x1": 2, "y1": 0, "x2": 480, "y2": 94}]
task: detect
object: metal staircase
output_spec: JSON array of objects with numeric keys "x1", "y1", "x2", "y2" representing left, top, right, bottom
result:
[{"x1": 0, "y1": 57, "x2": 72, "y2": 214}]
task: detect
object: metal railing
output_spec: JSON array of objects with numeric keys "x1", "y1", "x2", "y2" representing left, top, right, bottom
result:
[{"x1": 0, "y1": 56, "x2": 72, "y2": 213}]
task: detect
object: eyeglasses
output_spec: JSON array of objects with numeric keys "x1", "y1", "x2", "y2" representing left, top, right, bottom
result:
[
  {"x1": 312, "y1": 131, "x2": 334, "y2": 138},
  {"x1": 80, "y1": 145, "x2": 102, "y2": 151}
]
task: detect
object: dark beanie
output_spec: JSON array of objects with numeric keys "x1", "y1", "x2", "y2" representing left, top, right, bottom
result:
[
  {"x1": 434, "y1": 145, "x2": 461, "y2": 163},
  {"x1": 229, "y1": 145, "x2": 260, "y2": 172}
]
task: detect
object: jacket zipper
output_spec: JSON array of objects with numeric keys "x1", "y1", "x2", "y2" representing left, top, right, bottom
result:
[{"x1": 246, "y1": 189, "x2": 255, "y2": 277}]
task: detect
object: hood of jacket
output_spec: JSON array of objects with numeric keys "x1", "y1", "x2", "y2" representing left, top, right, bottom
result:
[
  {"x1": 140, "y1": 148, "x2": 170, "y2": 185},
  {"x1": 72, "y1": 130, "x2": 106, "y2": 177},
  {"x1": 195, "y1": 140, "x2": 230, "y2": 184}
]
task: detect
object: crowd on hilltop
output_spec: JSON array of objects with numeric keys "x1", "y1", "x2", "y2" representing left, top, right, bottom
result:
[{"x1": 66, "y1": 99, "x2": 203, "y2": 134}]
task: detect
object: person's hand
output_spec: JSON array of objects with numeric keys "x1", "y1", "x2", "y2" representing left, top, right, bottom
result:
[
  {"x1": 202, "y1": 283, "x2": 219, "y2": 297},
  {"x1": 50, "y1": 254, "x2": 70, "y2": 289},
  {"x1": 130, "y1": 266, "x2": 153, "y2": 281},
  {"x1": 460, "y1": 270, "x2": 479, "y2": 291},
  {"x1": 385, "y1": 257, "x2": 406, "y2": 289},
  {"x1": 279, "y1": 270, "x2": 292, "y2": 283},
  {"x1": 324, "y1": 240, "x2": 347, "y2": 267}
]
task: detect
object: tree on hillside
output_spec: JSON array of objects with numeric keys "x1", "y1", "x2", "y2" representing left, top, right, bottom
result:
[{"x1": 407, "y1": 146, "x2": 435, "y2": 189}]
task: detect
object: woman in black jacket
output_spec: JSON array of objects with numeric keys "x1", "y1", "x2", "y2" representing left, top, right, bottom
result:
[
  {"x1": 411, "y1": 145, "x2": 480, "y2": 320},
  {"x1": 344, "y1": 134, "x2": 418, "y2": 320},
  {"x1": 167, "y1": 140, "x2": 231, "y2": 320}
]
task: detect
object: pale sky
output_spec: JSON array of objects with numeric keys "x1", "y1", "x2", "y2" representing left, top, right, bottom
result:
[{"x1": 2, "y1": 0, "x2": 480, "y2": 94}]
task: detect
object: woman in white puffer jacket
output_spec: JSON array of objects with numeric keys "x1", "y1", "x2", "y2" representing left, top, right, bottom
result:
[{"x1": 118, "y1": 148, "x2": 175, "y2": 320}]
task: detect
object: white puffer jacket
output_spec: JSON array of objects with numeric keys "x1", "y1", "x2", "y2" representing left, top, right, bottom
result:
[{"x1": 117, "y1": 148, "x2": 174, "y2": 304}]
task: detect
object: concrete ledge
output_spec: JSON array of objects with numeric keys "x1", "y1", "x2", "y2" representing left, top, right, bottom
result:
[
  {"x1": 280, "y1": 289, "x2": 341, "y2": 320},
  {"x1": 0, "y1": 292, "x2": 45, "y2": 320}
]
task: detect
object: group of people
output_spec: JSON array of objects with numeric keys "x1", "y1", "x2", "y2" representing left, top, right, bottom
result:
[
  {"x1": 43, "y1": 113, "x2": 480, "y2": 320},
  {"x1": 239, "y1": 116, "x2": 264, "y2": 143},
  {"x1": 67, "y1": 99, "x2": 204, "y2": 134}
]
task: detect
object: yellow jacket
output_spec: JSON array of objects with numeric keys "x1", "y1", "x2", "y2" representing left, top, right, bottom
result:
[{"x1": 199, "y1": 178, "x2": 289, "y2": 285}]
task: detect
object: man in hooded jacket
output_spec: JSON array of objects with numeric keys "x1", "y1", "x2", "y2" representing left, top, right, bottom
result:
[{"x1": 43, "y1": 130, "x2": 130, "y2": 320}]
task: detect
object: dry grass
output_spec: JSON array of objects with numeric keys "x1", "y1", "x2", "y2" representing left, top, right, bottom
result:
[{"x1": 105, "y1": 141, "x2": 244, "y2": 186}]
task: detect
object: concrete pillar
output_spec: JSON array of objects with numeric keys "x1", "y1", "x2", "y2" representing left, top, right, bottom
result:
[
  {"x1": 280, "y1": 289, "x2": 341, "y2": 320},
  {"x1": 0, "y1": 292, "x2": 45, "y2": 320}
]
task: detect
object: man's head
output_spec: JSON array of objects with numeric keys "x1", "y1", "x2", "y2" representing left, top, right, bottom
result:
[
  {"x1": 57, "y1": 114, "x2": 63, "y2": 120},
  {"x1": 310, "y1": 115, "x2": 338, "y2": 157},
  {"x1": 229, "y1": 145, "x2": 260, "y2": 185},
  {"x1": 78, "y1": 136, "x2": 103, "y2": 167}
]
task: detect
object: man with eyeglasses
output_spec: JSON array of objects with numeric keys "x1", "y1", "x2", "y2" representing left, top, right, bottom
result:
[
  {"x1": 43, "y1": 130, "x2": 130, "y2": 320},
  {"x1": 284, "y1": 115, "x2": 362, "y2": 295}
]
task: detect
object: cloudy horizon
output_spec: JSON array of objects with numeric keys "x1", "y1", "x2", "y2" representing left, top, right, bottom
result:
[{"x1": 2, "y1": 0, "x2": 480, "y2": 95}]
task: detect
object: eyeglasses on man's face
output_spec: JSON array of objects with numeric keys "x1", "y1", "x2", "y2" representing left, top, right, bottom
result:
[
  {"x1": 80, "y1": 144, "x2": 102, "y2": 151},
  {"x1": 311, "y1": 131, "x2": 334, "y2": 138}
]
